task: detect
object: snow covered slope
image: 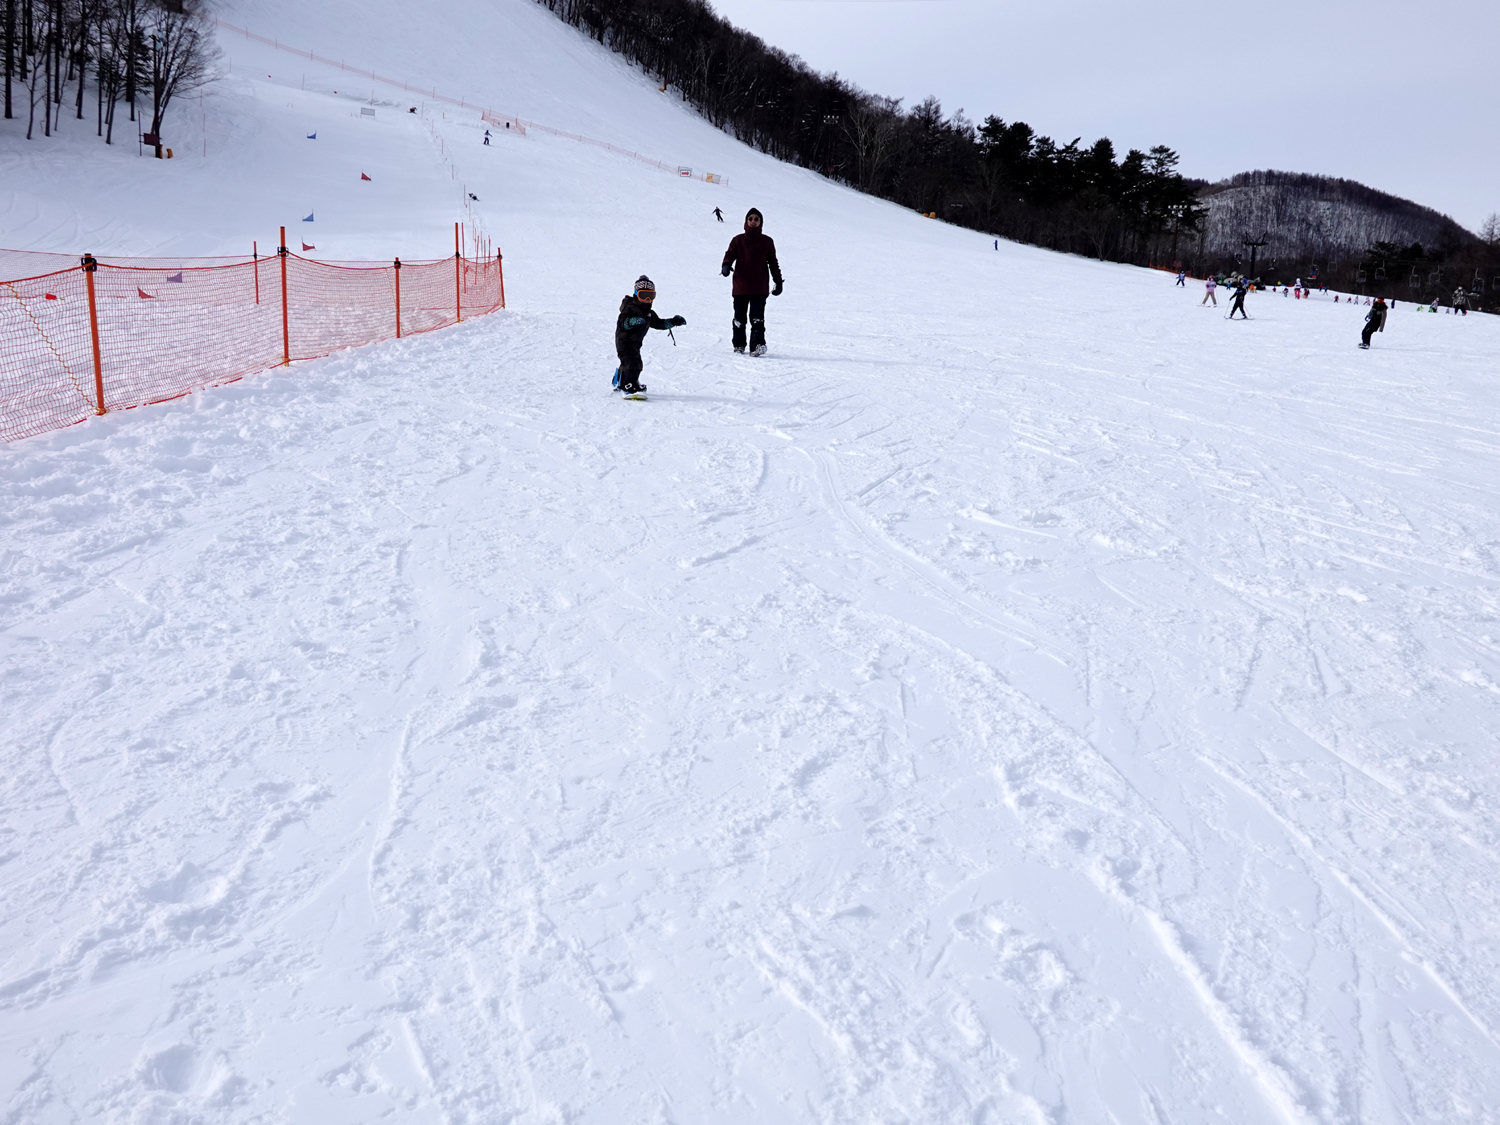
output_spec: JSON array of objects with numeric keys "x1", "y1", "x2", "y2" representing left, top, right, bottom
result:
[{"x1": 4, "y1": 2, "x2": 1500, "y2": 1123}]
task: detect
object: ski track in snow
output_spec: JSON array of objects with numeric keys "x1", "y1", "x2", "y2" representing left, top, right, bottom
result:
[{"x1": 3, "y1": 1, "x2": 1500, "y2": 1122}]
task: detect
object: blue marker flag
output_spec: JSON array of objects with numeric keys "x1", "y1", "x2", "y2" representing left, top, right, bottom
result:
[
  {"x1": 303, "y1": 212, "x2": 314, "y2": 222},
  {"x1": 306, "y1": 132, "x2": 316, "y2": 139}
]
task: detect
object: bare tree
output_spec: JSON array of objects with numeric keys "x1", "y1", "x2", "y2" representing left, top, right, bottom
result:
[
  {"x1": 142, "y1": 0, "x2": 215, "y2": 157},
  {"x1": 839, "y1": 94, "x2": 902, "y2": 193},
  {"x1": 1481, "y1": 213, "x2": 1500, "y2": 248}
]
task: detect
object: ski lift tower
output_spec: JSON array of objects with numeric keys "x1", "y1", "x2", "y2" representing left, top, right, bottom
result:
[{"x1": 1241, "y1": 231, "x2": 1270, "y2": 282}]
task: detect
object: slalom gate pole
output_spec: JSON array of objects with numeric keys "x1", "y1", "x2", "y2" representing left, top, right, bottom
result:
[
  {"x1": 497, "y1": 250, "x2": 505, "y2": 309},
  {"x1": 454, "y1": 222, "x2": 462, "y2": 324},
  {"x1": 279, "y1": 226, "x2": 290, "y2": 365},
  {"x1": 394, "y1": 257, "x2": 402, "y2": 338},
  {"x1": 82, "y1": 254, "x2": 106, "y2": 415},
  {"x1": 253, "y1": 240, "x2": 259, "y2": 305}
]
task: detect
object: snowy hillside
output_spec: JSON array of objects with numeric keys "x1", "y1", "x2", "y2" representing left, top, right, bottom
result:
[{"x1": 4, "y1": 2, "x2": 1500, "y2": 1123}]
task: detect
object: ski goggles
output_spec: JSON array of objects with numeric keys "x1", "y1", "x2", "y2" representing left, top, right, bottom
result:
[{"x1": 635, "y1": 288, "x2": 656, "y2": 301}]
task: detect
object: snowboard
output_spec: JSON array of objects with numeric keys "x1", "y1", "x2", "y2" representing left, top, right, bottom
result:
[{"x1": 613, "y1": 368, "x2": 647, "y2": 399}]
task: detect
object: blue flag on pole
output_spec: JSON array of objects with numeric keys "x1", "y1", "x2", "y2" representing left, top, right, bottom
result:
[
  {"x1": 303, "y1": 212, "x2": 314, "y2": 222},
  {"x1": 306, "y1": 132, "x2": 316, "y2": 139}
]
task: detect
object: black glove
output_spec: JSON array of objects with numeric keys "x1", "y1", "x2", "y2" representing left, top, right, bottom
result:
[
  {"x1": 772, "y1": 280, "x2": 783, "y2": 297},
  {"x1": 669, "y1": 315, "x2": 686, "y2": 327},
  {"x1": 721, "y1": 263, "x2": 732, "y2": 277}
]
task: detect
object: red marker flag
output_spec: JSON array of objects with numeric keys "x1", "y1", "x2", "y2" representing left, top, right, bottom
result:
[
  {"x1": 45, "y1": 293, "x2": 58, "y2": 300},
  {"x1": 137, "y1": 288, "x2": 156, "y2": 299},
  {"x1": 361, "y1": 172, "x2": 371, "y2": 181},
  {"x1": 301, "y1": 242, "x2": 315, "y2": 251}
]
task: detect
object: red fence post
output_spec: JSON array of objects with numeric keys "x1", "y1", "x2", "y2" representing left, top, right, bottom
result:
[
  {"x1": 394, "y1": 257, "x2": 402, "y2": 338},
  {"x1": 81, "y1": 254, "x2": 106, "y2": 415},
  {"x1": 454, "y1": 222, "x2": 462, "y2": 324},
  {"x1": 497, "y1": 250, "x2": 505, "y2": 309},
  {"x1": 278, "y1": 226, "x2": 290, "y2": 365}
]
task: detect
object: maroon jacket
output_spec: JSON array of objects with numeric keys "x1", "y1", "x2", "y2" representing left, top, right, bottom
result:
[{"x1": 722, "y1": 230, "x2": 782, "y2": 297}]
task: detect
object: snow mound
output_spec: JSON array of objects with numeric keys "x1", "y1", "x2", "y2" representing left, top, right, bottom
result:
[{"x1": 3, "y1": 1, "x2": 1499, "y2": 1122}]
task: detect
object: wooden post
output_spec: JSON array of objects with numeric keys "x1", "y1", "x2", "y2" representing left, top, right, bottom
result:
[
  {"x1": 454, "y1": 221, "x2": 462, "y2": 324},
  {"x1": 82, "y1": 254, "x2": 106, "y2": 415},
  {"x1": 497, "y1": 249, "x2": 505, "y2": 309},
  {"x1": 394, "y1": 258, "x2": 402, "y2": 338},
  {"x1": 279, "y1": 226, "x2": 290, "y2": 365}
]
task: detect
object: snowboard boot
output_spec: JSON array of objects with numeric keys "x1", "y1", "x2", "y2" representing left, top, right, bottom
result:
[
  {"x1": 733, "y1": 346, "x2": 745, "y2": 354},
  {"x1": 750, "y1": 344, "x2": 768, "y2": 357}
]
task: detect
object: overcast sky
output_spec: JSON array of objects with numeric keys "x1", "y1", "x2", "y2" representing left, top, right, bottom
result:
[{"x1": 708, "y1": 0, "x2": 1499, "y2": 232}]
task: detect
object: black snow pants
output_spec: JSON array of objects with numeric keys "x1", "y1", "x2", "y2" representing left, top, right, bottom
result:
[
  {"x1": 733, "y1": 294, "x2": 767, "y2": 350},
  {"x1": 617, "y1": 345, "x2": 644, "y2": 389},
  {"x1": 1361, "y1": 321, "x2": 1378, "y2": 347},
  {"x1": 1229, "y1": 295, "x2": 1247, "y2": 319}
]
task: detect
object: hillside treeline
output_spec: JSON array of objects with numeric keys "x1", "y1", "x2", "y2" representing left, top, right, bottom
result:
[
  {"x1": 1, "y1": 0, "x2": 215, "y2": 153},
  {"x1": 535, "y1": 0, "x2": 1205, "y2": 266},
  {"x1": 1199, "y1": 171, "x2": 1473, "y2": 262}
]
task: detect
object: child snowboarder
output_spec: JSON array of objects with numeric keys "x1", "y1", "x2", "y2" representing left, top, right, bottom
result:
[
  {"x1": 1359, "y1": 297, "x2": 1387, "y2": 348},
  {"x1": 614, "y1": 275, "x2": 685, "y2": 398}
]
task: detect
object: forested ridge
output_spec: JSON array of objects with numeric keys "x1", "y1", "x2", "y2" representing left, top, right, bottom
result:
[{"x1": 534, "y1": 0, "x2": 1500, "y2": 307}]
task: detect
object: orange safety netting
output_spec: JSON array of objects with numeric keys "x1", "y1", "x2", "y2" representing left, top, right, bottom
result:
[{"x1": 0, "y1": 248, "x2": 504, "y2": 443}]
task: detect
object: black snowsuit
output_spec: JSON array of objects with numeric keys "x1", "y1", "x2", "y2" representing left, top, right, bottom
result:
[
  {"x1": 1361, "y1": 302, "x2": 1387, "y2": 346},
  {"x1": 615, "y1": 296, "x2": 672, "y2": 390},
  {"x1": 1229, "y1": 283, "x2": 1249, "y2": 318}
]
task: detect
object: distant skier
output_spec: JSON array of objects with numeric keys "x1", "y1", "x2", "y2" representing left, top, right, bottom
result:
[
  {"x1": 1175, "y1": 270, "x2": 1186, "y2": 287},
  {"x1": 721, "y1": 207, "x2": 783, "y2": 356},
  {"x1": 613, "y1": 275, "x2": 685, "y2": 398},
  {"x1": 1359, "y1": 297, "x2": 1387, "y2": 348},
  {"x1": 1453, "y1": 287, "x2": 1469, "y2": 315},
  {"x1": 484, "y1": 129, "x2": 491, "y2": 146},
  {"x1": 713, "y1": 207, "x2": 724, "y2": 222},
  {"x1": 1228, "y1": 278, "x2": 1249, "y2": 319},
  {"x1": 1201, "y1": 275, "x2": 1218, "y2": 306}
]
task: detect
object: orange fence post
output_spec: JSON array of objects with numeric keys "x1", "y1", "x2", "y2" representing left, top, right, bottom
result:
[
  {"x1": 394, "y1": 257, "x2": 402, "y2": 338},
  {"x1": 278, "y1": 226, "x2": 290, "y2": 365},
  {"x1": 454, "y1": 222, "x2": 463, "y2": 324},
  {"x1": 82, "y1": 254, "x2": 106, "y2": 415},
  {"x1": 497, "y1": 250, "x2": 505, "y2": 309}
]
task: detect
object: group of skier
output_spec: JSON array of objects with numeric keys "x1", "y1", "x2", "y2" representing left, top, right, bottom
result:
[
  {"x1": 1184, "y1": 270, "x2": 1471, "y2": 349},
  {"x1": 612, "y1": 207, "x2": 783, "y2": 398}
]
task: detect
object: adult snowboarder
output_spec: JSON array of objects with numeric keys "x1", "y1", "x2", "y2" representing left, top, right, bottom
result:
[
  {"x1": 1359, "y1": 297, "x2": 1387, "y2": 348},
  {"x1": 1202, "y1": 275, "x2": 1218, "y2": 306},
  {"x1": 613, "y1": 275, "x2": 685, "y2": 397},
  {"x1": 1228, "y1": 278, "x2": 1249, "y2": 319},
  {"x1": 713, "y1": 207, "x2": 724, "y2": 222},
  {"x1": 721, "y1": 207, "x2": 783, "y2": 356}
]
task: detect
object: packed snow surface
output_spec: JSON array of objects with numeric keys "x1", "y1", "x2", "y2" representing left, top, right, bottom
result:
[{"x1": 3, "y1": 1, "x2": 1500, "y2": 1122}]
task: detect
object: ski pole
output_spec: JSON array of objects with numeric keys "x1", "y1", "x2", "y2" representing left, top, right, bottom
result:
[{"x1": 668, "y1": 328, "x2": 677, "y2": 346}]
